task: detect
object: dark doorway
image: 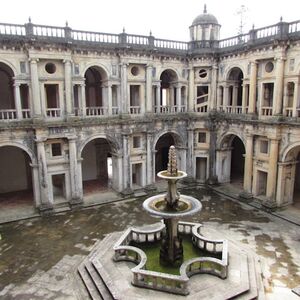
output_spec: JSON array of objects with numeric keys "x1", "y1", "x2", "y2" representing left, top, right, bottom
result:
[
  {"x1": 230, "y1": 136, "x2": 245, "y2": 185},
  {"x1": 155, "y1": 134, "x2": 175, "y2": 175}
]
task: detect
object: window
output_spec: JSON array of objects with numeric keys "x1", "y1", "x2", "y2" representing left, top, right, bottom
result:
[
  {"x1": 133, "y1": 136, "x2": 141, "y2": 148},
  {"x1": 74, "y1": 64, "x2": 80, "y2": 75},
  {"x1": 20, "y1": 61, "x2": 26, "y2": 73},
  {"x1": 199, "y1": 69, "x2": 207, "y2": 78},
  {"x1": 260, "y1": 140, "x2": 269, "y2": 154},
  {"x1": 112, "y1": 64, "x2": 117, "y2": 76},
  {"x1": 131, "y1": 66, "x2": 139, "y2": 76},
  {"x1": 198, "y1": 132, "x2": 206, "y2": 143},
  {"x1": 289, "y1": 59, "x2": 295, "y2": 72},
  {"x1": 265, "y1": 61, "x2": 274, "y2": 73},
  {"x1": 51, "y1": 143, "x2": 62, "y2": 156},
  {"x1": 196, "y1": 86, "x2": 209, "y2": 104},
  {"x1": 45, "y1": 62, "x2": 56, "y2": 74}
]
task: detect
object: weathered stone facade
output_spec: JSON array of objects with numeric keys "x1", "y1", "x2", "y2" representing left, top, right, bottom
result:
[{"x1": 0, "y1": 9, "x2": 300, "y2": 213}]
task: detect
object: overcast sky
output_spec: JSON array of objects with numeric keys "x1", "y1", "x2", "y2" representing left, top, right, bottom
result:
[{"x1": 0, "y1": 0, "x2": 299, "y2": 41}]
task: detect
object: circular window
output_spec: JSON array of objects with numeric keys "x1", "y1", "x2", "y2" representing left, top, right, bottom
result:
[
  {"x1": 265, "y1": 62, "x2": 274, "y2": 73},
  {"x1": 199, "y1": 69, "x2": 207, "y2": 78},
  {"x1": 45, "y1": 62, "x2": 56, "y2": 74},
  {"x1": 131, "y1": 66, "x2": 139, "y2": 76}
]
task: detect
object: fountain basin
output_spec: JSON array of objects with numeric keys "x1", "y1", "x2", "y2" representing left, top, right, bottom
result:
[
  {"x1": 157, "y1": 170, "x2": 187, "y2": 180},
  {"x1": 143, "y1": 194, "x2": 202, "y2": 219}
]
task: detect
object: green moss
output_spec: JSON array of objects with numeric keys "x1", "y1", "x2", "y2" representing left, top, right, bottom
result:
[{"x1": 130, "y1": 237, "x2": 222, "y2": 276}]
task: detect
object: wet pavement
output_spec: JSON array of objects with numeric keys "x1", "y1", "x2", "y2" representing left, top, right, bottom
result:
[{"x1": 0, "y1": 187, "x2": 300, "y2": 299}]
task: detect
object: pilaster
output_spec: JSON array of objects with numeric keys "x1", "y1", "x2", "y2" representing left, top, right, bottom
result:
[
  {"x1": 29, "y1": 58, "x2": 42, "y2": 118},
  {"x1": 64, "y1": 59, "x2": 73, "y2": 116},
  {"x1": 274, "y1": 57, "x2": 286, "y2": 115},
  {"x1": 248, "y1": 61, "x2": 258, "y2": 114}
]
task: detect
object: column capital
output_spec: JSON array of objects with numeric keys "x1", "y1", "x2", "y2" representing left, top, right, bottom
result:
[
  {"x1": 35, "y1": 137, "x2": 47, "y2": 143},
  {"x1": 275, "y1": 56, "x2": 286, "y2": 62},
  {"x1": 146, "y1": 64, "x2": 153, "y2": 69},
  {"x1": 63, "y1": 59, "x2": 72, "y2": 64},
  {"x1": 28, "y1": 58, "x2": 39, "y2": 64}
]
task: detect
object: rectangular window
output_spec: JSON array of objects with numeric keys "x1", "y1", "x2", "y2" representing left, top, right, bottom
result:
[
  {"x1": 263, "y1": 83, "x2": 274, "y2": 107},
  {"x1": 20, "y1": 61, "x2": 26, "y2": 73},
  {"x1": 130, "y1": 85, "x2": 140, "y2": 106},
  {"x1": 196, "y1": 86, "x2": 209, "y2": 104},
  {"x1": 133, "y1": 136, "x2": 141, "y2": 149},
  {"x1": 260, "y1": 140, "x2": 269, "y2": 154},
  {"x1": 289, "y1": 59, "x2": 295, "y2": 72},
  {"x1": 51, "y1": 143, "x2": 62, "y2": 156},
  {"x1": 45, "y1": 84, "x2": 59, "y2": 108},
  {"x1": 74, "y1": 64, "x2": 80, "y2": 75},
  {"x1": 112, "y1": 64, "x2": 117, "y2": 76},
  {"x1": 198, "y1": 132, "x2": 207, "y2": 143}
]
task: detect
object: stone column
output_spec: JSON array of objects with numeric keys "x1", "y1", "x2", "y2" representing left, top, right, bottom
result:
[
  {"x1": 217, "y1": 86, "x2": 222, "y2": 109},
  {"x1": 36, "y1": 139, "x2": 52, "y2": 212},
  {"x1": 223, "y1": 86, "x2": 229, "y2": 107},
  {"x1": 156, "y1": 83, "x2": 161, "y2": 112},
  {"x1": 176, "y1": 85, "x2": 181, "y2": 111},
  {"x1": 13, "y1": 83, "x2": 22, "y2": 119},
  {"x1": 69, "y1": 137, "x2": 83, "y2": 206},
  {"x1": 208, "y1": 125, "x2": 218, "y2": 184},
  {"x1": 140, "y1": 84, "x2": 145, "y2": 114},
  {"x1": 122, "y1": 134, "x2": 131, "y2": 193},
  {"x1": 210, "y1": 65, "x2": 218, "y2": 110},
  {"x1": 29, "y1": 59, "x2": 42, "y2": 118},
  {"x1": 64, "y1": 59, "x2": 73, "y2": 116},
  {"x1": 248, "y1": 61, "x2": 258, "y2": 114},
  {"x1": 80, "y1": 83, "x2": 86, "y2": 116},
  {"x1": 120, "y1": 63, "x2": 128, "y2": 113},
  {"x1": 233, "y1": 85, "x2": 238, "y2": 107},
  {"x1": 292, "y1": 80, "x2": 299, "y2": 117},
  {"x1": 187, "y1": 128, "x2": 194, "y2": 177},
  {"x1": 243, "y1": 134, "x2": 254, "y2": 194},
  {"x1": 274, "y1": 57, "x2": 286, "y2": 115},
  {"x1": 242, "y1": 84, "x2": 247, "y2": 113},
  {"x1": 146, "y1": 65, "x2": 153, "y2": 113},
  {"x1": 146, "y1": 132, "x2": 154, "y2": 186},
  {"x1": 107, "y1": 84, "x2": 112, "y2": 115},
  {"x1": 188, "y1": 67, "x2": 195, "y2": 112},
  {"x1": 266, "y1": 138, "x2": 279, "y2": 200}
]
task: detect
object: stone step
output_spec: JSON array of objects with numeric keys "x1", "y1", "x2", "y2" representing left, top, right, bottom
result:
[
  {"x1": 78, "y1": 263, "x2": 102, "y2": 300},
  {"x1": 84, "y1": 260, "x2": 114, "y2": 300},
  {"x1": 92, "y1": 259, "x2": 119, "y2": 300}
]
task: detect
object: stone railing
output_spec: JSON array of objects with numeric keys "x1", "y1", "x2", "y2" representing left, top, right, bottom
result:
[
  {"x1": 0, "y1": 19, "x2": 299, "y2": 53},
  {"x1": 128, "y1": 106, "x2": 141, "y2": 114},
  {"x1": 0, "y1": 109, "x2": 17, "y2": 120},
  {"x1": 86, "y1": 106, "x2": 107, "y2": 116},
  {"x1": 22, "y1": 109, "x2": 31, "y2": 119},
  {"x1": 261, "y1": 106, "x2": 273, "y2": 116},
  {"x1": 154, "y1": 105, "x2": 186, "y2": 114},
  {"x1": 194, "y1": 103, "x2": 208, "y2": 113},
  {"x1": 113, "y1": 221, "x2": 228, "y2": 296},
  {"x1": 46, "y1": 108, "x2": 61, "y2": 118}
]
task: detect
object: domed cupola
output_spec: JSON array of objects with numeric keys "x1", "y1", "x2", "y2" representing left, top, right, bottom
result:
[{"x1": 190, "y1": 4, "x2": 221, "y2": 42}]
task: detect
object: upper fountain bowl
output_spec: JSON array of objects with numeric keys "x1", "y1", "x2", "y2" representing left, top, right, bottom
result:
[{"x1": 157, "y1": 170, "x2": 187, "y2": 180}]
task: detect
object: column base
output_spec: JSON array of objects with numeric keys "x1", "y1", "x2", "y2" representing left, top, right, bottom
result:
[
  {"x1": 39, "y1": 204, "x2": 54, "y2": 216},
  {"x1": 120, "y1": 187, "x2": 134, "y2": 197},
  {"x1": 262, "y1": 198, "x2": 278, "y2": 211},
  {"x1": 239, "y1": 191, "x2": 253, "y2": 200},
  {"x1": 69, "y1": 197, "x2": 83, "y2": 209},
  {"x1": 207, "y1": 175, "x2": 218, "y2": 185},
  {"x1": 144, "y1": 184, "x2": 157, "y2": 192}
]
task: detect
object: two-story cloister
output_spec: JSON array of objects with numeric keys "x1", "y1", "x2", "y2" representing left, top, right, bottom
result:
[{"x1": 0, "y1": 7, "x2": 300, "y2": 215}]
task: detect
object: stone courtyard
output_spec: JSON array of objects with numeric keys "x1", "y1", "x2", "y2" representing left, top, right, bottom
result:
[{"x1": 0, "y1": 187, "x2": 299, "y2": 299}]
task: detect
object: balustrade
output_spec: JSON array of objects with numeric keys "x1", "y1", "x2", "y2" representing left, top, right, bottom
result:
[
  {"x1": 128, "y1": 106, "x2": 141, "y2": 114},
  {"x1": 46, "y1": 108, "x2": 61, "y2": 118},
  {"x1": 0, "y1": 109, "x2": 17, "y2": 120},
  {"x1": 21, "y1": 109, "x2": 31, "y2": 119},
  {"x1": 86, "y1": 106, "x2": 107, "y2": 116},
  {"x1": 285, "y1": 107, "x2": 293, "y2": 117},
  {"x1": 261, "y1": 106, "x2": 273, "y2": 116}
]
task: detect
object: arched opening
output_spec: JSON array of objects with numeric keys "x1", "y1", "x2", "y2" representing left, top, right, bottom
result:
[
  {"x1": 227, "y1": 67, "x2": 244, "y2": 107},
  {"x1": 230, "y1": 136, "x2": 245, "y2": 186},
  {"x1": 81, "y1": 138, "x2": 114, "y2": 195},
  {"x1": 293, "y1": 152, "x2": 300, "y2": 207},
  {"x1": 155, "y1": 134, "x2": 175, "y2": 175},
  {"x1": 217, "y1": 134, "x2": 245, "y2": 186},
  {"x1": 159, "y1": 70, "x2": 178, "y2": 111},
  {"x1": 0, "y1": 146, "x2": 33, "y2": 207},
  {"x1": 84, "y1": 66, "x2": 107, "y2": 116},
  {"x1": 0, "y1": 63, "x2": 15, "y2": 119}
]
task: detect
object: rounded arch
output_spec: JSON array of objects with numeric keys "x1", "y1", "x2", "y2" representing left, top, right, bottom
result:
[
  {"x1": 224, "y1": 65, "x2": 245, "y2": 81},
  {"x1": 153, "y1": 130, "x2": 185, "y2": 151},
  {"x1": 281, "y1": 142, "x2": 300, "y2": 162},
  {"x1": 217, "y1": 131, "x2": 245, "y2": 149},
  {"x1": 0, "y1": 60, "x2": 16, "y2": 77},
  {"x1": 0, "y1": 141, "x2": 35, "y2": 163},
  {"x1": 82, "y1": 63, "x2": 109, "y2": 80},
  {"x1": 79, "y1": 134, "x2": 120, "y2": 157},
  {"x1": 159, "y1": 68, "x2": 179, "y2": 82}
]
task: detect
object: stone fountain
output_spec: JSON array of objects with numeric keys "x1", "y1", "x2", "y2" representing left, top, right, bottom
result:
[
  {"x1": 143, "y1": 145, "x2": 202, "y2": 266},
  {"x1": 76, "y1": 146, "x2": 265, "y2": 299}
]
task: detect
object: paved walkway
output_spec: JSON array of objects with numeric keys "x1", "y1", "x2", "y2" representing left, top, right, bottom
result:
[{"x1": 0, "y1": 186, "x2": 300, "y2": 299}]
